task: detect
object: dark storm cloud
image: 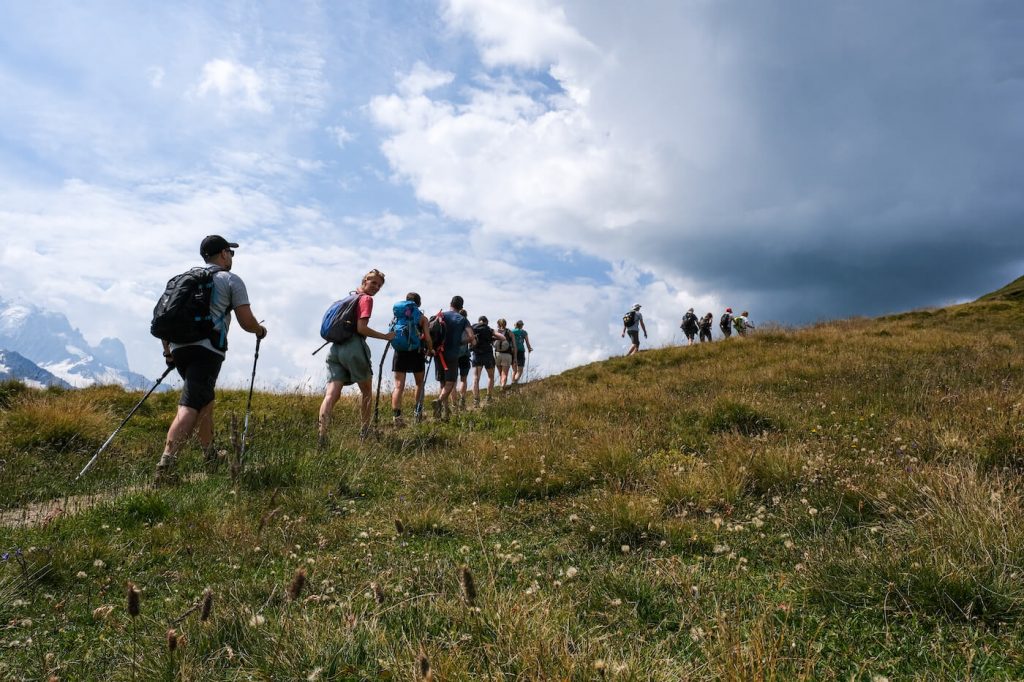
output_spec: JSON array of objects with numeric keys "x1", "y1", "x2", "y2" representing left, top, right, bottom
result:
[{"x1": 579, "y1": 1, "x2": 1024, "y2": 322}]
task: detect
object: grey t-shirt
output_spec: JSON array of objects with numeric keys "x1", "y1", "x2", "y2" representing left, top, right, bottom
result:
[
  {"x1": 625, "y1": 311, "x2": 644, "y2": 333},
  {"x1": 169, "y1": 264, "x2": 250, "y2": 357}
]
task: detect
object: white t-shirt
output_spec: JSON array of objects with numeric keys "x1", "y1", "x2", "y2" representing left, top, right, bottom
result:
[{"x1": 625, "y1": 311, "x2": 643, "y2": 332}]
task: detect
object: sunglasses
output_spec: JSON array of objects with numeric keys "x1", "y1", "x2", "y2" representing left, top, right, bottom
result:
[{"x1": 225, "y1": 248, "x2": 235, "y2": 256}]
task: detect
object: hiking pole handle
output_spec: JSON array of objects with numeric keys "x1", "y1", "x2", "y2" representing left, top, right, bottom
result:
[{"x1": 76, "y1": 365, "x2": 174, "y2": 481}]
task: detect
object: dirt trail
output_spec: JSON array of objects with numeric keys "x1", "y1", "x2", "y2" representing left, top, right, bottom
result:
[{"x1": 0, "y1": 473, "x2": 209, "y2": 528}]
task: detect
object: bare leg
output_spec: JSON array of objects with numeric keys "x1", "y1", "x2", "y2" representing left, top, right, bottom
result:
[
  {"x1": 392, "y1": 372, "x2": 406, "y2": 410},
  {"x1": 318, "y1": 381, "x2": 343, "y2": 439},
  {"x1": 473, "y1": 366, "x2": 483, "y2": 402},
  {"x1": 357, "y1": 378, "x2": 372, "y2": 429}
]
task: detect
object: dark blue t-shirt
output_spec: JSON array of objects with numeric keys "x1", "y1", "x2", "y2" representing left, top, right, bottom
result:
[{"x1": 442, "y1": 311, "x2": 469, "y2": 362}]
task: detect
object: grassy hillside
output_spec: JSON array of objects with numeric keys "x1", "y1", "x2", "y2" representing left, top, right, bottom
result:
[
  {"x1": 977, "y1": 274, "x2": 1024, "y2": 302},
  {"x1": 1, "y1": 294, "x2": 1023, "y2": 680}
]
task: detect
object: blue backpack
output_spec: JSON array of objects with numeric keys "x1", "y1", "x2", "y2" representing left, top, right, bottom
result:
[
  {"x1": 320, "y1": 293, "x2": 360, "y2": 343},
  {"x1": 390, "y1": 300, "x2": 422, "y2": 351}
]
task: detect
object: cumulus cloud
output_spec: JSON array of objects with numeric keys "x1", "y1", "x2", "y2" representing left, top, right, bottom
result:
[{"x1": 194, "y1": 58, "x2": 270, "y2": 113}]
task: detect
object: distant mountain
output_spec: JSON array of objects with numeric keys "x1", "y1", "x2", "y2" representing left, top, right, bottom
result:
[
  {"x1": 0, "y1": 349, "x2": 72, "y2": 389},
  {"x1": 977, "y1": 274, "x2": 1024, "y2": 302},
  {"x1": 0, "y1": 297, "x2": 156, "y2": 389}
]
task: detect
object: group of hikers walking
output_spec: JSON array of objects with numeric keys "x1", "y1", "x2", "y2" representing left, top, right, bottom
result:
[
  {"x1": 150, "y1": 235, "x2": 532, "y2": 484},
  {"x1": 621, "y1": 303, "x2": 754, "y2": 355}
]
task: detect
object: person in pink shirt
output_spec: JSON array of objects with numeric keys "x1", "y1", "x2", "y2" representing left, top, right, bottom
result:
[{"x1": 318, "y1": 269, "x2": 394, "y2": 443}]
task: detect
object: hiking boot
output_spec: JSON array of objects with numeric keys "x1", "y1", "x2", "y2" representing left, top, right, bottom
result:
[
  {"x1": 359, "y1": 425, "x2": 372, "y2": 441},
  {"x1": 317, "y1": 432, "x2": 329, "y2": 452},
  {"x1": 154, "y1": 454, "x2": 179, "y2": 487},
  {"x1": 393, "y1": 414, "x2": 405, "y2": 428},
  {"x1": 432, "y1": 400, "x2": 442, "y2": 420},
  {"x1": 459, "y1": 396, "x2": 467, "y2": 411},
  {"x1": 414, "y1": 411, "x2": 424, "y2": 424},
  {"x1": 473, "y1": 397, "x2": 481, "y2": 409},
  {"x1": 441, "y1": 403, "x2": 451, "y2": 422}
]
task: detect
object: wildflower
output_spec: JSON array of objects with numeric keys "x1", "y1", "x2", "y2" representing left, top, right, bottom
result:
[
  {"x1": 75, "y1": 571, "x2": 88, "y2": 579},
  {"x1": 565, "y1": 566, "x2": 578, "y2": 579},
  {"x1": 784, "y1": 539, "x2": 795, "y2": 549},
  {"x1": 460, "y1": 566, "x2": 477, "y2": 607},
  {"x1": 200, "y1": 589, "x2": 214, "y2": 622},
  {"x1": 307, "y1": 668, "x2": 324, "y2": 681},
  {"x1": 288, "y1": 568, "x2": 307, "y2": 601},
  {"x1": 620, "y1": 545, "x2": 631, "y2": 554},
  {"x1": 808, "y1": 508, "x2": 819, "y2": 517},
  {"x1": 416, "y1": 650, "x2": 432, "y2": 681},
  {"x1": 249, "y1": 614, "x2": 266, "y2": 627},
  {"x1": 93, "y1": 559, "x2": 106, "y2": 569},
  {"x1": 459, "y1": 545, "x2": 470, "y2": 555},
  {"x1": 568, "y1": 514, "x2": 580, "y2": 523},
  {"x1": 127, "y1": 583, "x2": 140, "y2": 618},
  {"x1": 610, "y1": 598, "x2": 622, "y2": 607},
  {"x1": 166, "y1": 628, "x2": 179, "y2": 652},
  {"x1": 593, "y1": 659, "x2": 607, "y2": 673}
]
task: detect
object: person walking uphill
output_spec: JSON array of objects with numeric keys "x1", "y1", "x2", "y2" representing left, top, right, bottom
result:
[
  {"x1": 681, "y1": 308, "x2": 699, "y2": 345},
  {"x1": 432, "y1": 296, "x2": 474, "y2": 420},
  {"x1": 471, "y1": 315, "x2": 496, "y2": 406},
  {"x1": 734, "y1": 311, "x2": 754, "y2": 337},
  {"x1": 318, "y1": 269, "x2": 394, "y2": 445},
  {"x1": 720, "y1": 308, "x2": 734, "y2": 339},
  {"x1": 390, "y1": 292, "x2": 433, "y2": 426},
  {"x1": 698, "y1": 313, "x2": 714, "y2": 343},
  {"x1": 622, "y1": 304, "x2": 647, "y2": 356},
  {"x1": 510, "y1": 320, "x2": 532, "y2": 384},
  {"x1": 154, "y1": 235, "x2": 267, "y2": 485}
]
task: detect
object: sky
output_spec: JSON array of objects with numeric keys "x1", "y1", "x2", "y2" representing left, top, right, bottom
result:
[{"x1": 0, "y1": 0, "x2": 1021, "y2": 390}]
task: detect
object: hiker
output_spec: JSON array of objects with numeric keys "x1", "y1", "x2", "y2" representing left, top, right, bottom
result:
[
  {"x1": 432, "y1": 296, "x2": 474, "y2": 420},
  {"x1": 494, "y1": 318, "x2": 518, "y2": 390},
  {"x1": 719, "y1": 308, "x2": 734, "y2": 339},
  {"x1": 621, "y1": 304, "x2": 647, "y2": 356},
  {"x1": 698, "y1": 313, "x2": 714, "y2": 343},
  {"x1": 471, "y1": 315, "x2": 496, "y2": 406},
  {"x1": 390, "y1": 292, "x2": 433, "y2": 426},
  {"x1": 317, "y1": 269, "x2": 394, "y2": 444},
  {"x1": 456, "y1": 308, "x2": 472, "y2": 411},
  {"x1": 734, "y1": 310, "x2": 754, "y2": 337},
  {"x1": 680, "y1": 308, "x2": 699, "y2": 345},
  {"x1": 510, "y1": 320, "x2": 532, "y2": 383},
  {"x1": 155, "y1": 235, "x2": 267, "y2": 484}
]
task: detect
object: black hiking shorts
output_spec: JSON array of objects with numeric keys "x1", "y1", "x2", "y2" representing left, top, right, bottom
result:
[
  {"x1": 627, "y1": 330, "x2": 640, "y2": 346},
  {"x1": 392, "y1": 349, "x2": 426, "y2": 374},
  {"x1": 172, "y1": 345, "x2": 223, "y2": 410}
]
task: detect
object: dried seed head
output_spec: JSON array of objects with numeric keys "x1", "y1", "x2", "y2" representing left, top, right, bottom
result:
[
  {"x1": 416, "y1": 650, "x2": 432, "y2": 681},
  {"x1": 371, "y1": 582, "x2": 385, "y2": 604},
  {"x1": 288, "y1": 568, "x2": 307, "y2": 601},
  {"x1": 126, "y1": 583, "x2": 140, "y2": 618},
  {"x1": 166, "y1": 628, "x2": 179, "y2": 652},
  {"x1": 394, "y1": 518, "x2": 405, "y2": 535},
  {"x1": 460, "y1": 565, "x2": 477, "y2": 607},
  {"x1": 200, "y1": 588, "x2": 213, "y2": 622}
]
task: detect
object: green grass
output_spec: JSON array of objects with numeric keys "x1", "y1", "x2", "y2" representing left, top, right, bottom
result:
[{"x1": 1, "y1": 290, "x2": 1024, "y2": 679}]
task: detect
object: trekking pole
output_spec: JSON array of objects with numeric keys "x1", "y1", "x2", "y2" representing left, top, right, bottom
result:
[
  {"x1": 311, "y1": 340, "x2": 330, "y2": 356},
  {"x1": 76, "y1": 365, "x2": 174, "y2": 481},
  {"x1": 373, "y1": 341, "x2": 392, "y2": 426},
  {"x1": 525, "y1": 353, "x2": 530, "y2": 382},
  {"x1": 240, "y1": 326, "x2": 264, "y2": 464}
]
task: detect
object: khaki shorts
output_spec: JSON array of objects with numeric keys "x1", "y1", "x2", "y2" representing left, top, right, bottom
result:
[
  {"x1": 495, "y1": 351, "x2": 513, "y2": 369},
  {"x1": 326, "y1": 337, "x2": 372, "y2": 386}
]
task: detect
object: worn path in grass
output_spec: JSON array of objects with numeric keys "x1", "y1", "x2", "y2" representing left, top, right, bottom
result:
[{"x1": 0, "y1": 472, "x2": 209, "y2": 528}]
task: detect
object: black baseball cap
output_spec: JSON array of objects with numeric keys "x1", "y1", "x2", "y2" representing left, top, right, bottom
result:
[{"x1": 200, "y1": 235, "x2": 239, "y2": 258}]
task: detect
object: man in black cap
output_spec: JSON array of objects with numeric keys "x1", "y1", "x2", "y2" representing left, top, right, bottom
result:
[{"x1": 155, "y1": 235, "x2": 267, "y2": 484}]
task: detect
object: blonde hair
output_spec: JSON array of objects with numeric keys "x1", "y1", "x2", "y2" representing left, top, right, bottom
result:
[
  {"x1": 496, "y1": 318, "x2": 507, "y2": 328},
  {"x1": 362, "y1": 268, "x2": 385, "y2": 285}
]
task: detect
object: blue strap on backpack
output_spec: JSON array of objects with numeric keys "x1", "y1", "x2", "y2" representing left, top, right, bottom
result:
[{"x1": 389, "y1": 300, "x2": 422, "y2": 352}]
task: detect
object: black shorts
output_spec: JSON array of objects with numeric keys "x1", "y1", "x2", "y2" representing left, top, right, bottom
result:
[
  {"x1": 172, "y1": 345, "x2": 223, "y2": 410},
  {"x1": 458, "y1": 353, "x2": 470, "y2": 379},
  {"x1": 435, "y1": 355, "x2": 460, "y2": 384},
  {"x1": 627, "y1": 330, "x2": 640, "y2": 346},
  {"x1": 472, "y1": 349, "x2": 495, "y2": 369},
  {"x1": 392, "y1": 349, "x2": 426, "y2": 374}
]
